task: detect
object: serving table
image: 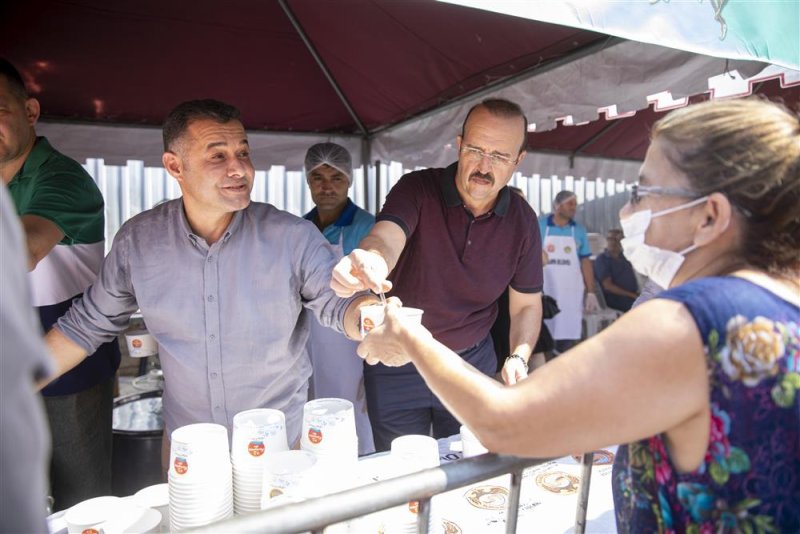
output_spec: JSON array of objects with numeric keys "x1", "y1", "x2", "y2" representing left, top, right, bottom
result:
[{"x1": 48, "y1": 435, "x2": 618, "y2": 533}]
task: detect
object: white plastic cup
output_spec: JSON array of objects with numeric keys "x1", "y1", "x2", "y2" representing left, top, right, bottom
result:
[
  {"x1": 124, "y1": 329, "x2": 158, "y2": 357},
  {"x1": 64, "y1": 496, "x2": 122, "y2": 534},
  {"x1": 390, "y1": 435, "x2": 440, "y2": 475},
  {"x1": 360, "y1": 305, "x2": 424, "y2": 336},
  {"x1": 460, "y1": 424, "x2": 489, "y2": 457},
  {"x1": 300, "y1": 398, "x2": 357, "y2": 449},
  {"x1": 133, "y1": 483, "x2": 168, "y2": 522},
  {"x1": 231, "y1": 409, "x2": 288, "y2": 461},
  {"x1": 388, "y1": 436, "x2": 441, "y2": 530},
  {"x1": 262, "y1": 450, "x2": 319, "y2": 503},
  {"x1": 169, "y1": 423, "x2": 230, "y2": 479}
]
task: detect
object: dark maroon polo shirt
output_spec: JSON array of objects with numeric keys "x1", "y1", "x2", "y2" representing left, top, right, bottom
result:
[{"x1": 377, "y1": 162, "x2": 543, "y2": 352}]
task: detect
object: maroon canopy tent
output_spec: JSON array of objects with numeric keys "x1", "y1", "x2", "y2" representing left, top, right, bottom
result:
[{"x1": 2, "y1": 0, "x2": 794, "y2": 174}]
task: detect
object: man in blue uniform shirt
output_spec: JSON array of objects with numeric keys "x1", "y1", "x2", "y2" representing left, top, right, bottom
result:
[
  {"x1": 303, "y1": 142, "x2": 376, "y2": 454},
  {"x1": 538, "y1": 191, "x2": 599, "y2": 353}
]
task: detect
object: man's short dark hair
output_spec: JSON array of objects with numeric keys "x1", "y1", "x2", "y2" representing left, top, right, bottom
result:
[
  {"x1": 460, "y1": 98, "x2": 528, "y2": 153},
  {"x1": 0, "y1": 58, "x2": 29, "y2": 100},
  {"x1": 162, "y1": 99, "x2": 241, "y2": 152},
  {"x1": 554, "y1": 190, "x2": 577, "y2": 207}
]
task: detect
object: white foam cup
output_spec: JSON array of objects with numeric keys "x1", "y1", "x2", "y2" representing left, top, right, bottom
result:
[
  {"x1": 300, "y1": 398, "x2": 357, "y2": 449},
  {"x1": 360, "y1": 305, "x2": 424, "y2": 337},
  {"x1": 388, "y1": 436, "x2": 441, "y2": 531},
  {"x1": 231, "y1": 408, "x2": 288, "y2": 461},
  {"x1": 262, "y1": 450, "x2": 319, "y2": 502},
  {"x1": 460, "y1": 424, "x2": 489, "y2": 457},
  {"x1": 390, "y1": 435, "x2": 439, "y2": 475},
  {"x1": 169, "y1": 423, "x2": 230, "y2": 479},
  {"x1": 133, "y1": 483, "x2": 168, "y2": 520},
  {"x1": 64, "y1": 496, "x2": 122, "y2": 534},
  {"x1": 124, "y1": 329, "x2": 158, "y2": 357}
]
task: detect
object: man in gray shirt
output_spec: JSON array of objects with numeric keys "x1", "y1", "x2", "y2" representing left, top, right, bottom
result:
[
  {"x1": 0, "y1": 184, "x2": 52, "y2": 532},
  {"x1": 43, "y1": 99, "x2": 374, "y2": 450}
]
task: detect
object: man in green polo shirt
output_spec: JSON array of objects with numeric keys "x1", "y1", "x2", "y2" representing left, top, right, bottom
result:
[{"x1": 0, "y1": 58, "x2": 120, "y2": 510}]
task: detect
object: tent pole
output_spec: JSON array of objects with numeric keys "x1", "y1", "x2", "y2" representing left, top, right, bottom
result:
[
  {"x1": 374, "y1": 160, "x2": 382, "y2": 216},
  {"x1": 279, "y1": 0, "x2": 369, "y2": 137},
  {"x1": 362, "y1": 137, "x2": 372, "y2": 210},
  {"x1": 568, "y1": 115, "x2": 626, "y2": 168}
]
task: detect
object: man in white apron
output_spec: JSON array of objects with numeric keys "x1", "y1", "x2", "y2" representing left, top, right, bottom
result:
[
  {"x1": 303, "y1": 143, "x2": 376, "y2": 455},
  {"x1": 538, "y1": 191, "x2": 599, "y2": 353}
]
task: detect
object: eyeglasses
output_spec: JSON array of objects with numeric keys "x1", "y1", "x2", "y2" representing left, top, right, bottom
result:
[
  {"x1": 627, "y1": 183, "x2": 702, "y2": 205},
  {"x1": 460, "y1": 146, "x2": 517, "y2": 168}
]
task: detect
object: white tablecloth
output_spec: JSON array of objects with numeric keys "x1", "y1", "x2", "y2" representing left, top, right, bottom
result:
[
  {"x1": 339, "y1": 435, "x2": 618, "y2": 534},
  {"x1": 49, "y1": 435, "x2": 618, "y2": 533}
]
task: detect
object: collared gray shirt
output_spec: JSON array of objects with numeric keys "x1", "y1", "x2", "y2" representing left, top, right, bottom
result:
[
  {"x1": 57, "y1": 199, "x2": 353, "y2": 443},
  {"x1": 0, "y1": 184, "x2": 52, "y2": 532}
]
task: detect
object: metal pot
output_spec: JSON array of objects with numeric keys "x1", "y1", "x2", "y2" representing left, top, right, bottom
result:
[{"x1": 111, "y1": 389, "x2": 164, "y2": 497}]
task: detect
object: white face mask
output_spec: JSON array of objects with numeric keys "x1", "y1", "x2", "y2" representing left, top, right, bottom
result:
[{"x1": 619, "y1": 196, "x2": 708, "y2": 288}]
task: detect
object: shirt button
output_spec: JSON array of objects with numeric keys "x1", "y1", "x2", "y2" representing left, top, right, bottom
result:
[
  {"x1": 210, "y1": 372, "x2": 218, "y2": 379},
  {"x1": 209, "y1": 334, "x2": 216, "y2": 341},
  {"x1": 207, "y1": 256, "x2": 214, "y2": 262},
  {"x1": 467, "y1": 240, "x2": 472, "y2": 245},
  {"x1": 207, "y1": 295, "x2": 215, "y2": 302},
  {"x1": 214, "y1": 405, "x2": 221, "y2": 411}
]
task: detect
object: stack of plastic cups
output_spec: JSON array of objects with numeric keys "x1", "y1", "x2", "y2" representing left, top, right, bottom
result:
[
  {"x1": 231, "y1": 408, "x2": 289, "y2": 515},
  {"x1": 167, "y1": 423, "x2": 233, "y2": 531},
  {"x1": 300, "y1": 398, "x2": 358, "y2": 493},
  {"x1": 460, "y1": 424, "x2": 489, "y2": 457},
  {"x1": 260, "y1": 450, "x2": 319, "y2": 509},
  {"x1": 385, "y1": 435, "x2": 442, "y2": 534}
]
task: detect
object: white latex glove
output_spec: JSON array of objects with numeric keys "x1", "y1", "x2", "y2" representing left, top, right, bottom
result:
[
  {"x1": 331, "y1": 249, "x2": 392, "y2": 297},
  {"x1": 584, "y1": 292, "x2": 600, "y2": 313}
]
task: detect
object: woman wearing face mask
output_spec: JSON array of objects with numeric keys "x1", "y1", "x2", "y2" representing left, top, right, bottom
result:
[{"x1": 358, "y1": 98, "x2": 800, "y2": 533}]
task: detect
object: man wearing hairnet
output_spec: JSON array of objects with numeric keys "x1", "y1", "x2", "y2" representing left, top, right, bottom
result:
[
  {"x1": 538, "y1": 190, "x2": 599, "y2": 353},
  {"x1": 303, "y1": 142, "x2": 375, "y2": 455}
]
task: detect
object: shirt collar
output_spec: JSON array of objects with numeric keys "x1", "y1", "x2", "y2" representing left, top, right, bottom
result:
[
  {"x1": 178, "y1": 198, "x2": 245, "y2": 245},
  {"x1": 546, "y1": 214, "x2": 576, "y2": 227},
  {"x1": 12, "y1": 137, "x2": 52, "y2": 183},
  {"x1": 439, "y1": 162, "x2": 511, "y2": 217},
  {"x1": 303, "y1": 198, "x2": 357, "y2": 227}
]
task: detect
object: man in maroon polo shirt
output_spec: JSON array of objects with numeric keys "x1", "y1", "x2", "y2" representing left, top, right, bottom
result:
[{"x1": 331, "y1": 99, "x2": 544, "y2": 451}]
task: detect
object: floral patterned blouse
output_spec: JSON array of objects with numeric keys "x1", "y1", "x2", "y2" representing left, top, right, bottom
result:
[{"x1": 612, "y1": 276, "x2": 799, "y2": 534}]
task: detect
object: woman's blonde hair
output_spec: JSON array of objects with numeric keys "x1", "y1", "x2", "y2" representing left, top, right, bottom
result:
[{"x1": 652, "y1": 98, "x2": 800, "y2": 277}]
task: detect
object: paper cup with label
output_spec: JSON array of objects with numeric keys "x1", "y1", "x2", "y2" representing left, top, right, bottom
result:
[
  {"x1": 125, "y1": 329, "x2": 158, "y2": 358},
  {"x1": 133, "y1": 483, "x2": 168, "y2": 521},
  {"x1": 360, "y1": 305, "x2": 424, "y2": 337},
  {"x1": 65, "y1": 496, "x2": 122, "y2": 534}
]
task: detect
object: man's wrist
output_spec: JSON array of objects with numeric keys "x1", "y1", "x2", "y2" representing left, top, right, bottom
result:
[
  {"x1": 506, "y1": 353, "x2": 527, "y2": 365},
  {"x1": 365, "y1": 248, "x2": 389, "y2": 268}
]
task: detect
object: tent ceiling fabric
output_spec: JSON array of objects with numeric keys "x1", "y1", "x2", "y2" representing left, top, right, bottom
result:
[
  {"x1": 4, "y1": 0, "x2": 793, "y2": 179},
  {"x1": 1, "y1": 0, "x2": 603, "y2": 132}
]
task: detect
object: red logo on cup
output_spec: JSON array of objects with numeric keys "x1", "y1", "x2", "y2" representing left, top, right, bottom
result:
[
  {"x1": 362, "y1": 317, "x2": 375, "y2": 333},
  {"x1": 248, "y1": 441, "x2": 265, "y2": 457},
  {"x1": 132, "y1": 339, "x2": 142, "y2": 348},
  {"x1": 408, "y1": 501, "x2": 419, "y2": 514},
  {"x1": 174, "y1": 456, "x2": 188, "y2": 475},
  {"x1": 308, "y1": 427, "x2": 323, "y2": 444}
]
